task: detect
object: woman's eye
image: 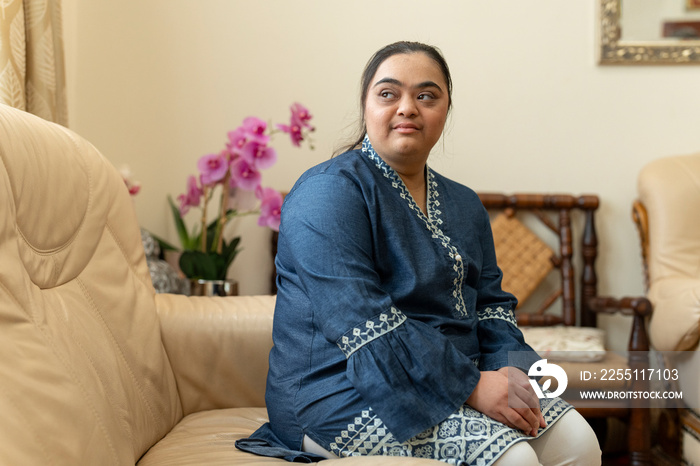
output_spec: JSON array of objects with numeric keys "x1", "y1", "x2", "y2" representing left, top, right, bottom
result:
[
  {"x1": 380, "y1": 91, "x2": 395, "y2": 99},
  {"x1": 418, "y1": 93, "x2": 434, "y2": 100}
]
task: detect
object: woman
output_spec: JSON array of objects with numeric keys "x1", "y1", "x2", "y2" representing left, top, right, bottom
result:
[{"x1": 237, "y1": 41, "x2": 601, "y2": 465}]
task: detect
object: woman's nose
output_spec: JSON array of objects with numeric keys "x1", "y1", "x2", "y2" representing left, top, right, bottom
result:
[{"x1": 397, "y1": 96, "x2": 417, "y2": 117}]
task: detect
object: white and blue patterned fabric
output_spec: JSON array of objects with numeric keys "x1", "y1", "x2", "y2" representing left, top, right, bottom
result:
[{"x1": 236, "y1": 136, "x2": 571, "y2": 464}]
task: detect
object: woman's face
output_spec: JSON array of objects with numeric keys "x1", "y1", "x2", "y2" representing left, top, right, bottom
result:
[{"x1": 364, "y1": 52, "x2": 450, "y2": 172}]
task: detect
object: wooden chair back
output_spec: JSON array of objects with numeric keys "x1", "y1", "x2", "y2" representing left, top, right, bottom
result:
[{"x1": 478, "y1": 193, "x2": 600, "y2": 328}]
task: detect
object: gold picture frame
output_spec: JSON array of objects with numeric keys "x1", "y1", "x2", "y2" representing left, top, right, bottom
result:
[{"x1": 598, "y1": 0, "x2": 700, "y2": 64}]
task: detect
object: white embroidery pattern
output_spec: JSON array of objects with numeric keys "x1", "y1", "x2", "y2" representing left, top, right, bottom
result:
[
  {"x1": 328, "y1": 399, "x2": 572, "y2": 465},
  {"x1": 337, "y1": 308, "x2": 407, "y2": 358},
  {"x1": 476, "y1": 306, "x2": 518, "y2": 327},
  {"x1": 361, "y1": 136, "x2": 467, "y2": 318},
  {"x1": 329, "y1": 408, "x2": 405, "y2": 457}
]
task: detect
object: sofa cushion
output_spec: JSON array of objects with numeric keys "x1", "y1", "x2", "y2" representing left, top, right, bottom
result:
[
  {"x1": 520, "y1": 325, "x2": 606, "y2": 362},
  {"x1": 137, "y1": 408, "x2": 443, "y2": 465}
]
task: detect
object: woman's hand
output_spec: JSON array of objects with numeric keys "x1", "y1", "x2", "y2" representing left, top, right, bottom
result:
[
  {"x1": 497, "y1": 366, "x2": 547, "y2": 433},
  {"x1": 466, "y1": 367, "x2": 546, "y2": 436}
]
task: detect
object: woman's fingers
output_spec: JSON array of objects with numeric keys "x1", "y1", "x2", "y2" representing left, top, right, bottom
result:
[
  {"x1": 499, "y1": 366, "x2": 547, "y2": 432},
  {"x1": 467, "y1": 370, "x2": 543, "y2": 436}
]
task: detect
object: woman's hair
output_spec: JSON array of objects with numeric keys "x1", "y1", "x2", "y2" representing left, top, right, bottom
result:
[{"x1": 335, "y1": 41, "x2": 453, "y2": 156}]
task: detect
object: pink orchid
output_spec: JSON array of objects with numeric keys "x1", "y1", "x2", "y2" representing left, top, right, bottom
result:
[
  {"x1": 197, "y1": 152, "x2": 229, "y2": 186},
  {"x1": 241, "y1": 140, "x2": 277, "y2": 170},
  {"x1": 276, "y1": 122, "x2": 304, "y2": 147},
  {"x1": 226, "y1": 126, "x2": 248, "y2": 156},
  {"x1": 241, "y1": 117, "x2": 270, "y2": 144},
  {"x1": 168, "y1": 104, "x2": 314, "y2": 273},
  {"x1": 119, "y1": 165, "x2": 141, "y2": 196},
  {"x1": 277, "y1": 102, "x2": 314, "y2": 147},
  {"x1": 256, "y1": 187, "x2": 283, "y2": 231},
  {"x1": 177, "y1": 175, "x2": 203, "y2": 216},
  {"x1": 230, "y1": 158, "x2": 262, "y2": 191},
  {"x1": 290, "y1": 102, "x2": 314, "y2": 130}
]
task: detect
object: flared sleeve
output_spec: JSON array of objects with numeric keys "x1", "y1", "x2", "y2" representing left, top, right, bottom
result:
[
  {"x1": 474, "y1": 213, "x2": 541, "y2": 373},
  {"x1": 278, "y1": 173, "x2": 480, "y2": 442}
]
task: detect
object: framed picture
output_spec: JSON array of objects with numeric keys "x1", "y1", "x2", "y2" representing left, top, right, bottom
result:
[
  {"x1": 663, "y1": 20, "x2": 700, "y2": 39},
  {"x1": 687, "y1": 0, "x2": 700, "y2": 10}
]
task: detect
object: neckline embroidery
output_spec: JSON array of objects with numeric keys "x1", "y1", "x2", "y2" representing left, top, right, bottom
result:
[
  {"x1": 361, "y1": 135, "x2": 468, "y2": 318},
  {"x1": 361, "y1": 135, "x2": 436, "y2": 224}
]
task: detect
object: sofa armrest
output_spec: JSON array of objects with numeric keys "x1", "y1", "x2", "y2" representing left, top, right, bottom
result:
[
  {"x1": 647, "y1": 277, "x2": 700, "y2": 351},
  {"x1": 155, "y1": 293, "x2": 275, "y2": 416}
]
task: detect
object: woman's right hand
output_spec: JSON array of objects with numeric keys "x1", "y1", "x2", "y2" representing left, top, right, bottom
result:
[{"x1": 466, "y1": 370, "x2": 545, "y2": 437}]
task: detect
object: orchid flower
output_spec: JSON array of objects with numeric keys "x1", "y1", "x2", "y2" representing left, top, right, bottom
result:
[
  {"x1": 277, "y1": 102, "x2": 315, "y2": 147},
  {"x1": 177, "y1": 175, "x2": 203, "y2": 216},
  {"x1": 230, "y1": 158, "x2": 262, "y2": 191},
  {"x1": 290, "y1": 102, "x2": 314, "y2": 130},
  {"x1": 241, "y1": 117, "x2": 270, "y2": 144},
  {"x1": 276, "y1": 122, "x2": 304, "y2": 147},
  {"x1": 197, "y1": 152, "x2": 229, "y2": 186},
  {"x1": 165, "y1": 103, "x2": 313, "y2": 281},
  {"x1": 241, "y1": 140, "x2": 277, "y2": 170},
  {"x1": 257, "y1": 187, "x2": 283, "y2": 231},
  {"x1": 119, "y1": 165, "x2": 141, "y2": 196},
  {"x1": 226, "y1": 127, "x2": 248, "y2": 157}
]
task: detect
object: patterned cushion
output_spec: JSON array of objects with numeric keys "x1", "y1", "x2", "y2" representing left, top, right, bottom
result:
[{"x1": 520, "y1": 326, "x2": 606, "y2": 362}]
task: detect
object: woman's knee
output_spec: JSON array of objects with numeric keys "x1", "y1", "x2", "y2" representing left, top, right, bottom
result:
[
  {"x1": 492, "y1": 441, "x2": 541, "y2": 466},
  {"x1": 530, "y1": 409, "x2": 601, "y2": 465}
]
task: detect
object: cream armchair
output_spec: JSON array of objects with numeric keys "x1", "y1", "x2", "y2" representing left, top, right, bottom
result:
[
  {"x1": 0, "y1": 104, "x2": 438, "y2": 465},
  {"x1": 635, "y1": 152, "x2": 700, "y2": 465}
]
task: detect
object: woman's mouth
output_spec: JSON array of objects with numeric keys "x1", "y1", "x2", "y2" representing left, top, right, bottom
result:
[{"x1": 393, "y1": 123, "x2": 420, "y2": 134}]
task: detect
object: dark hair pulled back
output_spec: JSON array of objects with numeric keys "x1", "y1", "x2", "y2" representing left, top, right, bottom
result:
[{"x1": 336, "y1": 41, "x2": 453, "y2": 155}]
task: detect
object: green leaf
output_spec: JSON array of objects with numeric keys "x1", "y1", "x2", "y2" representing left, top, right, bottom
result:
[
  {"x1": 179, "y1": 250, "x2": 219, "y2": 280},
  {"x1": 168, "y1": 195, "x2": 196, "y2": 250},
  {"x1": 147, "y1": 231, "x2": 179, "y2": 252},
  {"x1": 222, "y1": 236, "x2": 241, "y2": 271}
]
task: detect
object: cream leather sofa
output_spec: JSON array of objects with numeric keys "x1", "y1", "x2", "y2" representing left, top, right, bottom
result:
[
  {"x1": 636, "y1": 152, "x2": 700, "y2": 465},
  {"x1": 0, "y1": 104, "x2": 439, "y2": 465}
]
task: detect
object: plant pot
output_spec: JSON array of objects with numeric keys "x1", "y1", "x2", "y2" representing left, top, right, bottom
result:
[{"x1": 189, "y1": 279, "x2": 239, "y2": 297}]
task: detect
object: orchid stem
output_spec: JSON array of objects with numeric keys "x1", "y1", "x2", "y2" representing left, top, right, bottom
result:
[
  {"x1": 216, "y1": 173, "x2": 230, "y2": 254},
  {"x1": 201, "y1": 186, "x2": 208, "y2": 253}
]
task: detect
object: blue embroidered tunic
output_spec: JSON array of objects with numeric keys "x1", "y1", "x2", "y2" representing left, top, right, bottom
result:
[{"x1": 236, "y1": 137, "x2": 571, "y2": 464}]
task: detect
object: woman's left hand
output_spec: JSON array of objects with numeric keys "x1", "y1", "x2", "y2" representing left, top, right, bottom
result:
[{"x1": 496, "y1": 366, "x2": 547, "y2": 435}]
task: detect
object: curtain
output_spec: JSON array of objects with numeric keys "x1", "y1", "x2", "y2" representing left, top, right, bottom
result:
[{"x1": 0, "y1": 0, "x2": 67, "y2": 125}]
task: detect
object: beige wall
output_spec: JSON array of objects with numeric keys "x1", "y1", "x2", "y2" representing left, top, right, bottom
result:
[{"x1": 62, "y1": 0, "x2": 700, "y2": 350}]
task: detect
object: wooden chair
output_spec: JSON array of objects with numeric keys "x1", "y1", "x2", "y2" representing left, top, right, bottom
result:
[
  {"x1": 479, "y1": 193, "x2": 651, "y2": 465},
  {"x1": 271, "y1": 192, "x2": 652, "y2": 465}
]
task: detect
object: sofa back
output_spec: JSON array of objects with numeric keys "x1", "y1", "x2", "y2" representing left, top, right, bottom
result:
[
  {"x1": 0, "y1": 104, "x2": 182, "y2": 464},
  {"x1": 638, "y1": 152, "x2": 700, "y2": 351},
  {"x1": 638, "y1": 152, "x2": 700, "y2": 284}
]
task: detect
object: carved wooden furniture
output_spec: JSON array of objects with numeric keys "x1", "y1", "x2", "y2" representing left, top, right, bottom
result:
[{"x1": 479, "y1": 193, "x2": 651, "y2": 466}]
